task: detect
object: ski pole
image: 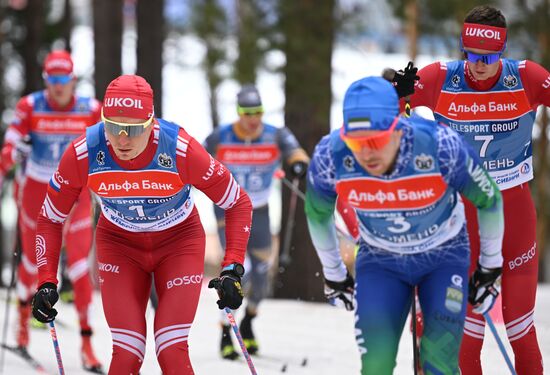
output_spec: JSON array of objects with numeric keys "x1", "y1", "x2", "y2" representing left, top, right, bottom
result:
[
  {"x1": 483, "y1": 312, "x2": 516, "y2": 375},
  {"x1": 0, "y1": 219, "x2": 21, "y2": 373},
  {"x1": 411, "y1": 289, "x2": 419, "y2": 375},
  {"x1": 48, "y1": 321, "x2": 65, "y2": 375},
  {"x1": 224, "y1": 308, "x2": 257, "y2": 375},
  {"x1": 280, "y1": 177, "x2": 299, "y2": 266},
  {"x1": 275, "y1": 171, "x2": 356, "y2": 243}
]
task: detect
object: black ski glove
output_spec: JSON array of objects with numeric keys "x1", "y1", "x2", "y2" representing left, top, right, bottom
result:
[
  {"x1": 468, "y1": 263, "x2": 502, "y2": 315},
  {"x1": 13, "y1": 136, "x2": 32, "y2": 163},
  {"x1": 392, "y1": 61, "x2": 420, "y2": 98},
  {"x1": 32, "y1": 282, "x2": 59, "y2": 323},
  {"x1": 290, "y1": 161, "x2": 308, "y2": 179},
  {"x1": 208, "y1": 265, "x2": 245, "y2": 310},
  {"x1": 324, "y1": 272, "x2": 355, "y2": 311}
]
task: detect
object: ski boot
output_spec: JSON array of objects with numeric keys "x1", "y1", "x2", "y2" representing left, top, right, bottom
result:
[
  {"x1": 239, "y1": 309, "x2": 258, "y2": 355},
  {"x1": 220, "y1": 324, "x2": 239, "y2": 360},
  {"x1": 81, "y1": 330, "x2": 104, "y2": 374},
  {"x1": 16, "y1": 300, "x2": 30, "y2": 349}
]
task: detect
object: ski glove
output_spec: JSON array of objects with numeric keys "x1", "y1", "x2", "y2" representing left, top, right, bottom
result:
[
  {"x1": 290, "y1": 161, "x2": 308, "y2": 179},
  {"x1": 32, "y1": 283, "x2": 59, "y2": 323},
  {"x1": 392, "y1": 61, "x2": 420, "y2": 98},
  {"x1": 324, "y1": 272, "x2": 355, "y2": 311},
  {"x1": 468, "y1": 263, "x2": 502, "y2": 315},
  {"x1": 13, "y1": 136, "x2": 32, "y2": 163},
  {"x1": 208, "y1": 267, "x2": 245, "y2": 310}
]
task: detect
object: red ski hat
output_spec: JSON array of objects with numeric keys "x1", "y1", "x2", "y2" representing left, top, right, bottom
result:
[
  {"x1": 102, "y1": 75, "x2": 154, "y2": 120},
  {"x1": 43, "y1": 50, "x2": 74, "y2": 75}
]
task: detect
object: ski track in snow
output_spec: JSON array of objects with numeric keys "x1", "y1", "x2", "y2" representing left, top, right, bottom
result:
[{"x1": 1, "y1": 284, "x2": 549, "y2": 374}]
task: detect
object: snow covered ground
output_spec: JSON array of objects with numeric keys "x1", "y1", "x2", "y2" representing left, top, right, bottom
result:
[{"x1": 0, "y1": 283, "x2": 549, "y2": 374}]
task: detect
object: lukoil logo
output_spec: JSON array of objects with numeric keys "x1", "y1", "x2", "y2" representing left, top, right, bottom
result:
[
  {"x1": 167, "y1": 274, "x2": 203, "y2": 289},
  {"x1": 464, "y1": 27, "x2": 502, "y2": 40},
  {"x1": 98, "y1": 262, "x2": 120, "y2": 274},
  {"x1": 104, "y1": 97, "x2": 144, "y2": 109}
]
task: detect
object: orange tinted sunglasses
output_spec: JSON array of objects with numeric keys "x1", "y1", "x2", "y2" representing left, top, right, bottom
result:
[{"x1": 340, "y1": 117, "x2": 399, "y2": 152}]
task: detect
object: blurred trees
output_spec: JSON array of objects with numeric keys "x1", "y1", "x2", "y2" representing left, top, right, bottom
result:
[
  {"x1": 190, "y1": 0, "x2": 228, "y2": 128},
  {"x1": 234, "y1": 0, "x2": 271, "y2": 85},
  {"x1": 136, "y1": 0, "x2": 164, "y2": 117},
  {"x1": 21, "y1": 0, "x2": 44, "y2": 94},
  {"x1": 93, "y1": 0, "x2": 122, "y2": 101},
  {"x1": 274, "y1": 0, "x2": 335, "y2": 301}
]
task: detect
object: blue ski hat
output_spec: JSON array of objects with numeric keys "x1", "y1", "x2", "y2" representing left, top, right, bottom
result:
[{"x1": 343, "y1": 76, "x2": 399, "y2": 134}]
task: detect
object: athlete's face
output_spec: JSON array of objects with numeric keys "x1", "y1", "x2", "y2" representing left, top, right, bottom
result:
[
  {"x1": 349, "y1": 129, "x2": 403, "y2": 176},
  {"x1": 45, "y1": 75, "x2": 76, "y2": 107},
  {"x1": 238, "y1": 112, "x2": 263, "y2": 135},
  {"x1": 104, "y1": 116, "x2": 153, "y2": 160},
  {"x1": 464, "y1": 47, "x2": 501, "y2": 81}
]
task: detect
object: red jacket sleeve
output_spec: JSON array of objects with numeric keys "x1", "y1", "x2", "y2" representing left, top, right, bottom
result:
[
  {"x1": 176, "y1": 129, "x2": 252, "y2": 267},
  {"x1": 36, "y1": 137, "x2": 87, "y2": 286},
  {"x1": 519, "y1": 60, "x2": 550, "y2": 110},
  {"x1": 1, "y1": 96, "x2": 32, "y2": 174},
  {"x1": 401, "y1": 62, "x2": 447, "y2": 113}
]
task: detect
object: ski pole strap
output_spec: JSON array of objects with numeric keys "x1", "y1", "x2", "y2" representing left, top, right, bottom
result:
[
  {"x1": 224, "y1": 308, "x2": 257, "y2": 375},
  {"x1": 483, "y1": 313, "x2": 517, "y2": 375},
  {"x1": 48, "y1": 321, "x2": 65, "y2": 375}
]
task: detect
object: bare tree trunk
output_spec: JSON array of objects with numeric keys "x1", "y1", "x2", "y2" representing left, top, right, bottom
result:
[
  {"x1": 60, "y1": 0, "x2": 72, "y2": 52},
  {"x1": 405, "y1": 0, "x2": 418, "y2": 61},
  {"x1": 274, "y1": 0, "x2": 335, "y2": 301},
  {"x1": 136, "y1": 0, "x2": 165, "y2": 117},
  {"x1": 23, "y1": 0, "x2": 45, "y2": 95},
  {"x1": 93, "y1": 0, "x2": 123, "y2": 101},
  {"x1": 234, "y1": 0, "x2": 262, "y2": 84}
]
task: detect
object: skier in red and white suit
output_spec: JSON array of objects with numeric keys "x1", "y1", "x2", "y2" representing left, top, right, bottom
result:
[
  {"x1": 0, "y1": 50, "x2": 102, "y2": 370},
  {"x1": 31, "y1": 75, "x2": 252, "y2": 375},
  {"x1": 393, "y1": 6, "x2": 550, "y2": 374}
]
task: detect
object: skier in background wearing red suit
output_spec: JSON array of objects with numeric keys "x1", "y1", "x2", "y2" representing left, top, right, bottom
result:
[{"x1": 0, "y1": 50, "x2": 102, "y2": 372}]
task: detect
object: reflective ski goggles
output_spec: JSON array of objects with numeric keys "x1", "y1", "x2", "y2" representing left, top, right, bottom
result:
[
  {"x1": 43, "y1": 73, "x2": 74, "y2": 85},
  {"x1": 463, "y1": 50, "x2": 502, "y2": 65},
  {"x1": 102, "y1": 110, "x2": 154, "y2": 137},
  {"x1": 340, "y1": 117, "x2": 399, "y2": 152}
]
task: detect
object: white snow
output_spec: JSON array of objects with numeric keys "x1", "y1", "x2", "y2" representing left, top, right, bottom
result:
[{"x1": 1, "y1": 284, "x2": 549, "y2": 374}]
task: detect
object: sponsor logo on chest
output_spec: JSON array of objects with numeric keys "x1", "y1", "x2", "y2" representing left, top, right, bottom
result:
[
  {"x1": 217, "y1": 144, "x2": 280, "y2": 165},
  {"x1": 336, "y1": 174, "x2": 447, "y2": 211},
  {"x1": 32, "y1": 115, "x2": 90, "y2": 134}
]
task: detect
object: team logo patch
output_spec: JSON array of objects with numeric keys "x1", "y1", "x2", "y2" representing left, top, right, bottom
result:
[
  {"x1": 445, "y1": 286, "x2": 463, "y2": 313},
  {"x1": 503, "y1": 74, "x2": 518, "y2": 88},
  {"x1": 451, "y1": 74, "x2": 461, "y2": 87},
  {"x1": 343, "y1": 155, "x2": 355, "y2": 172},
  {"x1": 414, "y1": 153, "x2": 434, "y2": 171},
  {"x1": 158, "y1": 153, "x2": 173, "y2": 168},
  {"x1": 96, "y1": 151, "x2": 105, "y2": 166}
]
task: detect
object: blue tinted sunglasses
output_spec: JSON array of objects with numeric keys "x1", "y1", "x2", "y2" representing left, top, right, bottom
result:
[
  {"x1": 44, "y1": 74, "x2": 73, "y2": 85},
  {"x1": 463, "y1": 51, "x2": 502, "y2": 65}
]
